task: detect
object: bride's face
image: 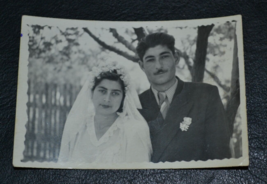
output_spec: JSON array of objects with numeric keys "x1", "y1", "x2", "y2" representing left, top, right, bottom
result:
[{"x1": 92, "y1": 79, "x2": 124, "y2": 116}]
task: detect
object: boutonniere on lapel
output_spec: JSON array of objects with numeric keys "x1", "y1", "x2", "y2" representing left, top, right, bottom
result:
[{"x1": 180, "y1": 117, "x2": 192, "y2": 131}]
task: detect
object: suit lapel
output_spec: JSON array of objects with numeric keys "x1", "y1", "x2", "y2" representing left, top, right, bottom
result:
[
  {"x1": 141, "y1": 88, "x2": 160, "y2": 120},
  {"x1": 143, "y1": 89, "x2": 159, "y2": 110},
  {"x1": 141, "y1": 77, "x2": 183, "y2": 116},
  {"x1": 152, "y1": 79, "x2": 194, "y2": 162}
]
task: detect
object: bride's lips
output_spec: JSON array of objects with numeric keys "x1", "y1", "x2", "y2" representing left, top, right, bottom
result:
[{"x1": 100, "y1": 104, "x2": 111, "y2": 108}]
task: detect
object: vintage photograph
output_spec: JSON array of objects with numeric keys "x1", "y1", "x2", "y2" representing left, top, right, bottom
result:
[{"x1": 13, "y1": 15, "x2": 248, "y2": 169}]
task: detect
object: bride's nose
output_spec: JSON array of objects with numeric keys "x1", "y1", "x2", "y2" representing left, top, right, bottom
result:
[{"x1": 104, "y1": 93, "x2": 111, "y2": 102}]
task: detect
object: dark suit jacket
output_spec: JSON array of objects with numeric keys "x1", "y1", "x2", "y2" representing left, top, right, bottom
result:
[{"x1": 139, "y1": 77, "x2": 231, "y2": 162}]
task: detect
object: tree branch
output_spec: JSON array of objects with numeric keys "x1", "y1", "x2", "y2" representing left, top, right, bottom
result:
[
  {"x1": 176, "y1": 48, "x2": 193, "y2": 77},
  {"x1": 109, "y1": 28, "x2": 136, "y2": 53},
  {"x1": 205, "y1": 68, "x2": 230, "y2": 92},
  {"x1": 83, "y1": 28, "x2": 139, "y2": 63},
  {"x1": 176, "y1": 48, "x2": 230, "y2": 92}
]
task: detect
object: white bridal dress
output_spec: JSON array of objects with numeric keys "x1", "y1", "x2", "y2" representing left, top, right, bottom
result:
[{"x1": 58, "y1": 78, "x2": 152, "y2": 163}]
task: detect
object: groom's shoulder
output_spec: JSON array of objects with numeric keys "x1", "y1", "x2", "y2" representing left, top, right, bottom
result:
[
  {"x1": 185, "y1": 81, "x2": 217, "y2": 90},
  {"x1": 184, "y1": 81, "x2": 219, "y2": 96},
  {"x1": 138, "y1": 81, "x2": 220, "y2": 101},
  {"x1": 138, "y1": 82, "x2": 218, "y2": 95}
]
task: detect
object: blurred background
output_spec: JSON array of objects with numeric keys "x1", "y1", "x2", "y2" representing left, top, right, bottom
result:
[{"x1": 23, "y1": 20, "x2": 242, "y2": 162}]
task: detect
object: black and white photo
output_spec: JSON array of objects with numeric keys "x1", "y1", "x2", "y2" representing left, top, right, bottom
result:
[{"x1": 13, "y1": 15, "x2": 248, "y2": 169}]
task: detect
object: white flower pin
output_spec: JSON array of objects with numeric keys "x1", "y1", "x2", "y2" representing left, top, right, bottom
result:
[{"x1": 180, "y1": 117, "x2": 192, "y2": 131}]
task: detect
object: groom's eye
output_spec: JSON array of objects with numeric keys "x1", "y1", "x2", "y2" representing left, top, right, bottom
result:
[
  {"x1": 160, "y1": 54, "x2": 169, "y2": 59},
  {"x1": 146, "y1": 58, "x2": 155, "y2": 62},
  {"x1": 144, "y1": 56, "x2": 155, "y2": 63}
]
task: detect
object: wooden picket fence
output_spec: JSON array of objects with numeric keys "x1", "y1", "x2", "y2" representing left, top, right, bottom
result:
[
  {"x1": 22, "y1": 81, "x2": 81, "y2": 162},
  {"x1": 22, "y1": 81, "x2": 242, "y2": 162}
]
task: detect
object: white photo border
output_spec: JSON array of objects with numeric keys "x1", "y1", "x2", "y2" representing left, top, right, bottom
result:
[{"x1": 13, "y1": 15, "x2": 249, "y2": 169}]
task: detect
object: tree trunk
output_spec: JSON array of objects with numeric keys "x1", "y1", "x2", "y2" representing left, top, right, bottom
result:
[
  {"x1": 192, "y1": 25, "x2": 214, "y2": 82},
  {"x1": 133, "y1": 27, "x2": 147, "y2": 42},
  {"x1": 226, "y1": 30, "x2": 240, "y2": 136}
]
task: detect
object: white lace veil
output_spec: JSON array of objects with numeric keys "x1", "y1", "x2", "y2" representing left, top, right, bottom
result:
[{"x1": 58, "y1": 62, "x2": 152, "y2": 162}]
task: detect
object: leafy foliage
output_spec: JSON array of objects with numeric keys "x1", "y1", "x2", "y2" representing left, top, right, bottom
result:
[{"x1": 28, "y1": 25, "x2": 97, "y2": 85}]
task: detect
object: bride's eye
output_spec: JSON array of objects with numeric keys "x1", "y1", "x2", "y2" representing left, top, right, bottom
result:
[
  {"x1": 111, "y1": 92, "x2": 120, "y2": 96},
  {"x1": 99, "y1": 89, "x2": 106, "y2": 94}
]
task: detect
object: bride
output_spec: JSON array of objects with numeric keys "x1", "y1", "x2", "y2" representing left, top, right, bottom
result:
[{"x1": 58, "y1": 61, "x2": 152, "y2": 163}]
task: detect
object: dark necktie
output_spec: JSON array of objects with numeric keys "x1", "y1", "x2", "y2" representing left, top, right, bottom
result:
[{"x1": 158, "y1": 92, "x2": 169, "y2": 119}]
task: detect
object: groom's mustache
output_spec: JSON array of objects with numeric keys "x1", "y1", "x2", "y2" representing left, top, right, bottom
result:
[{"x1": 154, "y1": 69, "x2": 167, "y2": 75}]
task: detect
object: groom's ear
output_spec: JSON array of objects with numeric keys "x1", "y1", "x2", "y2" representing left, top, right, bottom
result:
[
  {"x1": 138, "y1": 60, "x2": 144, "y2": 70},
  {"x1": 174, "y1": 52, "x2": 180, "y2": 65},
  {"x1": 90, "y1": 89, "x2": 94, "y2": 99}
]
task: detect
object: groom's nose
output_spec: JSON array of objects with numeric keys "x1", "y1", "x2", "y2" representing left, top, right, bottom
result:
[{"x1": 155, "y1": 58, "x2": 163, "y2": 69}]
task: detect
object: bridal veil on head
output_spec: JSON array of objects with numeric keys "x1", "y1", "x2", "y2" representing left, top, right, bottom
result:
[{"x1": 58, "y1": 61, "x2": 152, "y2": 163}]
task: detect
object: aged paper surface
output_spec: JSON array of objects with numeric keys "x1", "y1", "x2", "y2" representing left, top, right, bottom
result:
[{"x1": 13, "y1": 15, "x2": 248, "y2": 169}]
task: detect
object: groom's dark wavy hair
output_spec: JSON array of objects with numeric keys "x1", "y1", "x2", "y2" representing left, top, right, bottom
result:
[
  {"x1": 136, "y1": 32, "x2": 176, "y2": 62},
  {"x1": 91, "y1": 70, "x2": 126, "y2": 112}
]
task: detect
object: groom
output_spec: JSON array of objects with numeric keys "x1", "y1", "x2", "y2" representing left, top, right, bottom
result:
[{"x1": 137, "y1": 32, "x2": 231, "y2": 162}]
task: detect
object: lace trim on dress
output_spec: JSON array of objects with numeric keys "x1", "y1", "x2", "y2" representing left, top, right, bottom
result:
[{"x1": 87, "y1": 114, "x2": 123, "y2": 147}]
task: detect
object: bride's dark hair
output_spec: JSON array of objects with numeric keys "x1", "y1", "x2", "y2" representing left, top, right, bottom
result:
[{"x1": 91, "y1": 70, "x2": 126, "y2": 112}]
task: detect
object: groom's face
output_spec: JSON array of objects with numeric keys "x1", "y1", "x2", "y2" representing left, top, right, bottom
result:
[{"x1": 139, "y1": 45, "x2": 178, "y2": 89}]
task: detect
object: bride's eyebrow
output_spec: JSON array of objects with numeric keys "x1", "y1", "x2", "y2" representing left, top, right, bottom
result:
[
  {"x1": 97, "y1": 86, "x2": 121, "y2": 92},
  {"x1": 111, "y1": 89, "x2": 122, "y2": 93}
]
